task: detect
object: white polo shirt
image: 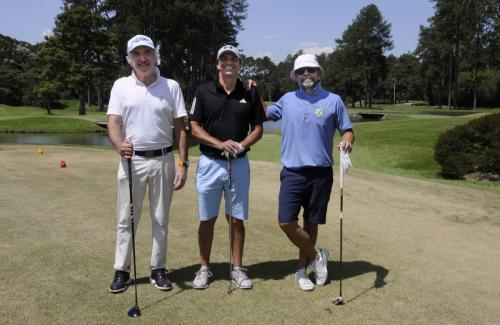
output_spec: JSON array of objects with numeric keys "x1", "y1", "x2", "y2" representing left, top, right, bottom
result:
[{"x1": 107, "y1": 72, "x2": 187, "y2": 151}]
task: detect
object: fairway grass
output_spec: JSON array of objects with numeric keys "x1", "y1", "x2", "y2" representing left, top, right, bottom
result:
[
  {"x1": 1, "y1": 145, "x2": 500, "y2": 324},
  {"x1": 251, "y1": 113, "x2": 500, "y2": 193},
  {"x1": 0, "y1": 104, "x2": 106, "y2": 133}
]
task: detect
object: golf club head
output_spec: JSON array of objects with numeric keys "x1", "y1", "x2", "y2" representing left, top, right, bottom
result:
[
  {"x1": 332, "y1": 296, "x2": 344, "y2": 305},
  {"x1": 127, "y1": 305, "x2": 141, "y2": 317},
  {"x1": 226, "y1": 284, "x2": 233, "y2": 294}
]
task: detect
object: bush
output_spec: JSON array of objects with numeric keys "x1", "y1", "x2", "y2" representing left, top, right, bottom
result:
[{"x1": 434, "y1": 113, "x2": 500, "y2": 179}]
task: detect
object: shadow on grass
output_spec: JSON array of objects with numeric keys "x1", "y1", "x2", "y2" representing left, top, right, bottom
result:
[
  {"x1": 133, "y1": 259, "x2": 388, "y2": 309},
  {"x1": 134, "y1": 259, "x2": 388, "y2": 289},
  {"x1": 167, "y1": 259, "x2": 387, "y2": 285}
]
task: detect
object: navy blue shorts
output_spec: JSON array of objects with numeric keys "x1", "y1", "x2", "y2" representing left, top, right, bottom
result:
[{"x1": 278, "y1": 166, "x2": 333, "y2": 224}]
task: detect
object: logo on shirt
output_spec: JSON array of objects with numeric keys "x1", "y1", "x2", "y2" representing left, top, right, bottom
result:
[
  {"x1": 239, "y1": 98, "x2": 247, "y2": 104},
  {"x1": 314, "y1": 107, "x2": 325, "y2": 117}
]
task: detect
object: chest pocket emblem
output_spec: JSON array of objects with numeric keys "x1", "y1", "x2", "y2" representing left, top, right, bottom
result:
[
  {"x1": 239, "y1": 99, "x2": 247, "y2": 104},
  {"x1": 314, "y1": 107, "x2": 325, "y2": 118}
]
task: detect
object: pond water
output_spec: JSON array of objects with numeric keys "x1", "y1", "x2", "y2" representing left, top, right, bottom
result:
[
  {"x1": 0, "y1": 132, "x2": 112, "y2": 147},
  {"x1": 0, "y1": 121, "x2": 282, "y2": 147}
]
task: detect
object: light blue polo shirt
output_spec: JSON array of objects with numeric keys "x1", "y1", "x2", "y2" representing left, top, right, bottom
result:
[{"x1": 266, "y1": 83, "x2": 353, "y2": 169}]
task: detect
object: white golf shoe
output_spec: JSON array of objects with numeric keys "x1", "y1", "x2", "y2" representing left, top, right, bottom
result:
[
  {"x1": 295, "y1": 268, "x2": 314, "y2": 291},
  {"x1": 193, "y1": 266, "x2": 213, "y2": 289},
  {"x1": 231, "y1": 267, "x2": 253, "y2": 289}
]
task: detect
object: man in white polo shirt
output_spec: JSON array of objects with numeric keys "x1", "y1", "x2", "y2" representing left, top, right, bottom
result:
[{"x1": 107, "y1": 34, "x2": 189, "y2": 293}]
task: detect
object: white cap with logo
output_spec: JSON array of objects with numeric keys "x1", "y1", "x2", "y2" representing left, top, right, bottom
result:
[
  {"x1": 217, "y1": 45, "x2": 242, "y2": 62},
  {"x1": 127, "y1": 35, "x2": 155, "y2": 53},
  {"x1": 290, "y1": 54, "x2": 324, "y2": 81}
]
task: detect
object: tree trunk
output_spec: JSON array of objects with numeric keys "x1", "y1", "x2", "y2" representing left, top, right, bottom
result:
[
  {"x1": 79, "y1": 92, "x2": 86, "y2": 115},
  {"x1": 393, "y1": 79, "x2": 396, "y2": 105},
  {"x1": 363, "y1": 71, "x2": 368, "y2": 108},
  {"x1": 438, "y1": 77, "x2": 443, "y2": 109},
  {"x1": 473, "y1": 31, "x2": 479, "y2": 110},
  {"x1": 453, "y1": 43, "x2": 459, "y2": 110},
  {"x1": 447, "y1": 52, "x2": 453, "y2": 110},
  {"x1": 88, "y1": 87, "x2": 91, "y2": 108},
  {"x1": 98, "y1": 76, "x2": 104, "y2": 111}
]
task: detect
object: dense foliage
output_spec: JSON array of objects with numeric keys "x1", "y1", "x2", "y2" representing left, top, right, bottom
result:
[
  {"x1": 434, "y1": 113, "x2": 500, "y2": 179},
  {"x1": 0, "y1": 0, "x2": 247, "y2": 114},
  {"x1": 0, "y1": 1, "x2": 499, "y2": 111}
]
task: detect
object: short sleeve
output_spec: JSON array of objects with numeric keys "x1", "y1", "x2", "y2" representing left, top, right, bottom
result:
[
  {"x1": 189, "y1": 87, "x2": 205, "y2": 123},
  {"x1": 266, "y1": 96, "x2": 284, "y2": 122},
  {"x1": 169, "y1": 80, "x2": 187, "y2": 119},
  {"x1": 336, "y1": 97, "x2": 353, "y2": 132},
  {"x1": 107, "y1": 80, "x2": 122, "y2": 116}
]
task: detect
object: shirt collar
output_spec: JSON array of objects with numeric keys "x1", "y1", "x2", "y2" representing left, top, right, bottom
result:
[
  {"x1": 131, "y1": 67, "x2": 160, "y2": 87},
  {"x1": 215, "y1": 78, "x2": 243, "y2": 94},
  {"x1": 298, "y1": 81, "x2": 324, "y2": 98}
]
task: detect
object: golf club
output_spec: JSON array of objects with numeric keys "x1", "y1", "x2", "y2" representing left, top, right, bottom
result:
[
  {"x1": 226, "y1": 154, "x2": 234, "y2": 294},
  {"x1": 333, "y1": 150, "x2": 346, "y2": 306},
  {"x1": 127, "y1": 159, "x2": 141, "y2": 317}
]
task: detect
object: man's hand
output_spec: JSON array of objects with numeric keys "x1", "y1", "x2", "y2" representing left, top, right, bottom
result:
[
  {"x1": 219, "y1": 140, "x2": 244, "y2": 158},
  {"x1": 337, "y1": 139, "x2": 352, "y2": 153},
  {"x1": 173, "y1": 167, "x2": 187, "y2": 190},
  {"x1": 243, "y1": 79, "x2": 257, "y2": 91},
  {"x1": 120, "y1": 139, "x2": 134, "y2": 158}
]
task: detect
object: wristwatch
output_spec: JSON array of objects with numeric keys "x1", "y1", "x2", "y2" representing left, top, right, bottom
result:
[{"x1": 178, "y1": 159, "x2": 190, "y2": 167}]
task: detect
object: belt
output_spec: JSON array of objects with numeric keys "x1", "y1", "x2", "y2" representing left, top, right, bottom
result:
[
  {"x1": 134, "y1": 146, "x2": 173, "y2": 158},
  {"x1": 207, "y1": 151, "x2": 246, "y2": 160}
]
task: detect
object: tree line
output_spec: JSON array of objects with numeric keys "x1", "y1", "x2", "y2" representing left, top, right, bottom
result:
[{"x1": 0, "y1": 0, "x2": 499, "y2": 115}]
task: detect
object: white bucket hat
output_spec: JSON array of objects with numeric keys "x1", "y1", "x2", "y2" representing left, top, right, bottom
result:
[
  {"x1": 217, "y1": 45, "x2": 242, "y2": 62},
  {"x1": 289, "y1": 54, "x2": 324, "y2": 81},
  {"x1": 127, "y1": 35, "x2": 155, "y2": 53}
]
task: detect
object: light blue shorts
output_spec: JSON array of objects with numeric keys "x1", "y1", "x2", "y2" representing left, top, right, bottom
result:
[{"x1": 196, "y1": 154, "x2": 250, "y2": 221}]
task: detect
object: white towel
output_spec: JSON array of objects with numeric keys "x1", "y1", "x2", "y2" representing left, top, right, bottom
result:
[{"x1": 340, "y1": 150, "x2": 352, "y2": 173}]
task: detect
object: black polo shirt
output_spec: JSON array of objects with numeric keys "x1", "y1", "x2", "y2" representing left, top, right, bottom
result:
[{"x1": 190, "y1": 78, "x2": 265, "y2": 158}]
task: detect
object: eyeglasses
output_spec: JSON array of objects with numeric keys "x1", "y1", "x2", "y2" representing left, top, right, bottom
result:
[{"x1": 295, "y1": 67, "x2": 318, "y2": 75}]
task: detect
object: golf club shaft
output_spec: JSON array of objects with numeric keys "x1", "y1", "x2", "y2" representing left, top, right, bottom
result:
[
  {"x1": 227, "y1": 158, "x2": 233, "y2": 293},
  {"x1": 127, "y1": 159, "x2": 139, "y2": 308},
  {"x1": 339, "y1": 152, "x2": 344, "y2": 299}
]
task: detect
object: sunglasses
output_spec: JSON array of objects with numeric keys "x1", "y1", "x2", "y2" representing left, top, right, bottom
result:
[{"x1": 295, "y1": 67, "x2": 318, "y2": 75}]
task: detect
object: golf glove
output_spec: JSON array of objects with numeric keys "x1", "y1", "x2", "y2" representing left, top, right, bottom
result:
[
  {"x1": 235, "y1": 142, "x2": 245, "y2": 154},
  {"x1": 222, "y1": 143, "x2": 244, "y2": 159},
  {"x1": 340, "y1": 150, "x2": 352, "y2": 173}
]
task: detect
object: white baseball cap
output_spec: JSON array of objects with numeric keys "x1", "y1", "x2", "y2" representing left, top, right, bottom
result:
[
  {"x1": 217, "y1": 45, "x2": 242, "y2": 62},
  {"x1": 127, "y1": 35, "x2": 155, "y2": 53},
  {"x1": 290, "y1": 54, "x2": 324, "y2": 81}
]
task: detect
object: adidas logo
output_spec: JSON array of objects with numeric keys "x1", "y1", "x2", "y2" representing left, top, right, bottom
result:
[{"x1": 239, "y1": 99, "x2": 247, "y2": 104}]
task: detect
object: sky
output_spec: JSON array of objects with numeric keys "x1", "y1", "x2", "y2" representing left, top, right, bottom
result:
[{"x1": 0, "y1": 0, "x2": 435, "y2": 63}]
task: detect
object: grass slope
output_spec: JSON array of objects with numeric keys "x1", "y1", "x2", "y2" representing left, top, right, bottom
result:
[
  {"x1": 250, "y1": 113, "x2": 499, "y2": 192},
  {"x1": 0, "y1": 117, "x2": 101, "y2": 133}
]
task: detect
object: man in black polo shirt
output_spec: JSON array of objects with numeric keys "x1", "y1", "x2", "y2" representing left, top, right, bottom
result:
[{"x1": 189, "y1": 45, "x2": 265, "y2": 290}]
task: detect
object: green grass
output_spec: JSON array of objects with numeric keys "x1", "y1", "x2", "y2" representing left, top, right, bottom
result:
[
  {"x1": 0, "y1": 117, "x2": 101, "y2": 133},
  {"x1": 250, "y1": 112, "x2": 500, "y2": 192},
  {"x1": 353, "y1": 114, "x2": 476, "y2": 177},
  {"x1": 0, "y1": 103, "x2": 107, "y2": 132},
  {"x1": 0, "y1": 101, "x2": 107, "y2": 118},
  {"x1": 1, "y1": 103, "x2": 499, "y2": 191}
]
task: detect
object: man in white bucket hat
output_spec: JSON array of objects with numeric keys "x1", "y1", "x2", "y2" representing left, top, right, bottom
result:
[
  {"x1": 107, "y1": 34, "x2": 189, "y2": 293},
  {"x1": 265, "y1": 53, "x2": 354, "y2": 291}
]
